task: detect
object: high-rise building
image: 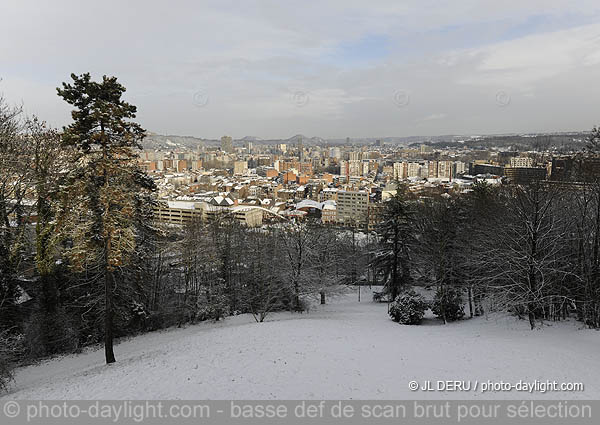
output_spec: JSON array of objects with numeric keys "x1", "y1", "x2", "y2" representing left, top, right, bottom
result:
[
  {"x1": 233, "y1": 160, "x2": 248, "y2": 175},
  {"x1": 221, "y1": 135, "x2": 233, "y2": 153},
  {"x1": 362, "y1": 161, "x2": 371, "y2": 176},
  {"x1": 297, "y1": 136, "x2": 303, "y2": 162},
  {"x1": 438, "y1": 161, "x2": 453, "y2": 179},
  {"x1": 454, "y1": 161, "x2": 466, "y2": 176},
  {"x1": 336, "y1": 190, "x2": 370, "y2": 226},
  {"x1": 339, "y1": 159, "x2": 361, "y2": 178},
  {"x1": 339, "y1": 160, "x2": 348, "y2": 177},
  {"x1": 349, "y1": 160, "x2": 361, "y2": 177},
  {"x1": 510, "y1": 156, "x2": 534, "y2": 168},
  {"x1": 407, "y1": 162, "x2": 421, "y2": 177},
  {"x1": 393, "y1": 162, "x2": 407, "y2": 180},
  {"x1": 177, "y1": 159, "x2": 188, "y2": 172},
  {"x1": 349, "y1": 151, "x2": 361, "y2": 161},
  {"x1": 428, "y1": 161, "x2": 439, "y2": 178}
]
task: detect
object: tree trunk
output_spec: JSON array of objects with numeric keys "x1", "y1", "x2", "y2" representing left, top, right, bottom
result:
[
  {"x1": 104, "y1": 270, "x2": 116, "y2": 364},
  {"x1": 468, "y1": 286, "x2": 474, "y2": 318},
  {"x1": 528, "y1": 307, "x2": 536, "y2": 330},
  {"x1": 440, "y1": 283, "x2": 447, "y2": 324},
  {"x1": 320, "y1": 291, "x2": 326, "y2": 304}
]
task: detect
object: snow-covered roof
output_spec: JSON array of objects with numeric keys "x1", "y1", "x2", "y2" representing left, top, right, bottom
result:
[
  {"x1": 295, "y1": 199, "x2": 336, "y2": 211},
  {"x1": 167, "y1": 200, "x2": 197, "y2": 209},
  {"x1": 295, "y1": 200, "x2": 321, "y2": 210}
]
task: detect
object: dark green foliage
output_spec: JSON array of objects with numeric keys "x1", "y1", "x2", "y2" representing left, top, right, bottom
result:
[
  {"x1": 57, "y1": 73, "x2": 145, "y2": 152},
  {"x1": 389, "y1": 289, "x2": 428, "y2": 325},
  {"x1": 23, "y1": 309, "x2": 80, "y2": 358},
  {"x1": 432, "y1": 286, "x2": 465, "y2": 322},
  {"x1": 56, "y1": 73, "x2": 155, "y2": 364},
  {"x1": 374, "y1": 183, "x2": 415, "y2": 300}
]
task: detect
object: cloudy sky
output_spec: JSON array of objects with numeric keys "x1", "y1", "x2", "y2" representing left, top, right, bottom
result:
[{"x1": 2, "y1": 0, "x2": 600, "y2": 139}]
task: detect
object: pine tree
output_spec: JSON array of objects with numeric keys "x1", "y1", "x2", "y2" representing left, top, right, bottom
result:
[
  {"x1": 57, "y1": 73, "x2": 154, "y2": 364},
  {"x1": 416, "y1": 195, "x2": 467, "y2": 324},
  {"x1": 374, "y1": 182, "x2": 414, "y2": 300}
]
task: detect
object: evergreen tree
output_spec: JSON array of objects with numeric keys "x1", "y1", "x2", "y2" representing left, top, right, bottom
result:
[
  {"x1": 374, "y1": 182, "x2": 414, "y2": 300},
  {"x1": 57, "y1": 73, "x2": 155, "y2": 364},
  {"x1": 0, "y1": 98, "x2": 30, "y2": 332},
  {"x1": 27, "y1": 119, "x2": 76, "y2": 356},
  {"x1": 416, "y1": 195, "x2": 467, "y2": 324},
  {"x1": 389, "y1": 289, "x2": 428, "y2": 325}
]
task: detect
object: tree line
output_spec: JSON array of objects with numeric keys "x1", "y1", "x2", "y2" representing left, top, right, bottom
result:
[{"x1": 378, "y1": 137, "x2": 600, "y2": 329}]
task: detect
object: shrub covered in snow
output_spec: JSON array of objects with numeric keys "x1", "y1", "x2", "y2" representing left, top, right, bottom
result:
[
  {"x1": 196, "y1": 295, "x2": 229, "y2": 322},
  {"x1": 389, "y1": 290, "x2": 428, "y2": 325},
  {"x1": 432, "y1": 286, "x2": 465, "y2": 322}
]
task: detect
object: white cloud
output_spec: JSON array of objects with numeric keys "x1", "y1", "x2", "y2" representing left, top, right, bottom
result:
[{"x1": 1, "y1": 0, "x2": 600, "y2": 137}]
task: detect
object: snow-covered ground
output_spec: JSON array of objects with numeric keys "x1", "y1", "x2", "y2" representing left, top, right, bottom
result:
[{"x1": 2, "y1": 287, "x2": 599, "y2": 400}]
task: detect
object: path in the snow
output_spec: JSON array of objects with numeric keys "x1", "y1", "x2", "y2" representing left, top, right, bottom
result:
[{"x1": 2, "y1": 287, "x2": 599, "y2": 399}]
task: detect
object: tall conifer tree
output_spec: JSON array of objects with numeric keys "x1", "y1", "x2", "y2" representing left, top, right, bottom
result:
[{"x1": 57, "y1": 73, "x2": 154, "y2": 363}]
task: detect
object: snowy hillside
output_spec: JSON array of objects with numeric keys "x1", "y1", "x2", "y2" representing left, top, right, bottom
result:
[{"x1": 2, "y1": 288, "x2": 598, "y2": 400}]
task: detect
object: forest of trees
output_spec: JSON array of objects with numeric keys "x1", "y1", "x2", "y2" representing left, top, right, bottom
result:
[
  {"x1": 382, "y1": 152, "x2": 600, "y2": 330},
  {"x1": 1, "y1": 73, "x2": 600, "y2": 392}
]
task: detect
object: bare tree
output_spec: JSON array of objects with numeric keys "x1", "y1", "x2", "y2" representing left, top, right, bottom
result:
[{"x1": 470, "y1": 183, "x2": 572, "y2": 329}]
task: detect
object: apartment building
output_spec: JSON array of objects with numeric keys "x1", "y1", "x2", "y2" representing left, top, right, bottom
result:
[
  {"x1": 321, "y1": 204, "x2": 337, "y2": 224},
  {"x1": 154, "y1": 200, "x2": 263, "y2": 227},
  {"x1": 233, "y1": 160, "x2": 248, "y2": 175},
  {"x1": 438, "y1": 161, "x2": 453, "y2": 179},
  {"x1": 510, "y1": 156, "x2": 534, "y2": 168},
  {"x1": 318, "y1": 187, "x2": 338, "y2": 202},
  {"x1": 393, "y1": 162, "x2": 407, "y2": 180},
  {"x1": 336, "y1": 190, "x2": 369, "y2": 226}
]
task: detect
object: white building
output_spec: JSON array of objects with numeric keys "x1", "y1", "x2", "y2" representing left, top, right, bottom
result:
[{"x1": 510, "y1": 156, "x2": 534, "y2": 168}]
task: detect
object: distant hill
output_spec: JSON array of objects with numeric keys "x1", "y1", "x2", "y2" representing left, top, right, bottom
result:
[
  {"x1": 141, "y1": 132, "x2": 328, "y2": 149},
  {"x1": 141, "y1": 131, "x2": 590, "y2": 151},
  {"x1": 141, "y1": 133, "x2": 207, "y2": 150},
  {"x1": 412, "y1": 132, "x2": 590, "y2": 152}
]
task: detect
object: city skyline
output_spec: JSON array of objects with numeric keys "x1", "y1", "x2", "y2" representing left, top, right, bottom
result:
[{"x1": 2, "y1": 0, "x2": 600, "y2": 139}]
